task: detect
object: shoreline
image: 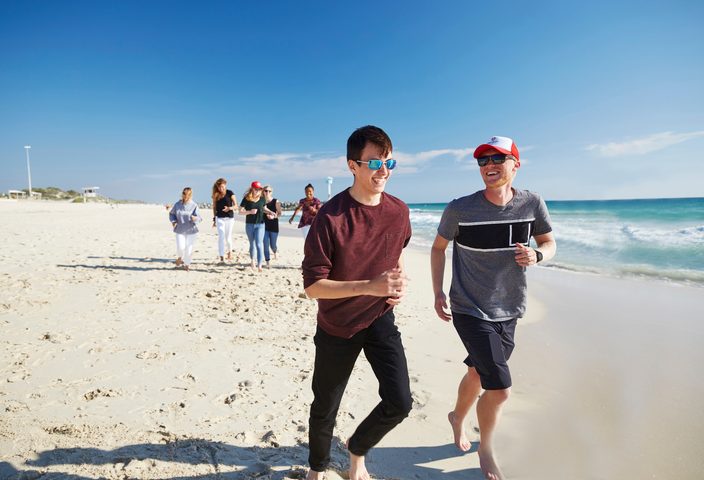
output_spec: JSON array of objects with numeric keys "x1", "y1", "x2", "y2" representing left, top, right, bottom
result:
[{"x1": 1, "y1": 202, "x2": 703, "y2": 479}]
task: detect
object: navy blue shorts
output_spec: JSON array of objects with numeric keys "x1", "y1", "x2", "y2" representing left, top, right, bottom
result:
[{"x1": 452, "y1": 312, "x2": 517, "y2": 390}]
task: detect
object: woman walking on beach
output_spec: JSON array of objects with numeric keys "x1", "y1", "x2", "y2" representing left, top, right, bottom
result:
[
  {"x1": 212, "y1": 178, "x2": 238, "y2": 263},
  {"x1": 169, "y1": 187, "x2": 202, "y2": 271},
  {"x1": 263, "y1": 185, "x2": 282, "y2": 267},
  {"x1": 239, "y1": 181, "x2": 267, "y2": 272},
  {"x1": 289, "y1": 183, "x2": 322, "y2": 239}
]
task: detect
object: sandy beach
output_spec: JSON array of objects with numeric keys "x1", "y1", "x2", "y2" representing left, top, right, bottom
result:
[{"x1": 1, "y1": 201, "x2": 703, "y2": 479}]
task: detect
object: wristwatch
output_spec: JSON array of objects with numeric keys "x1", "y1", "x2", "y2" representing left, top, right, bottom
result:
[{"x1": 534, "y1": 249, "x2": 543, "y2": 263}]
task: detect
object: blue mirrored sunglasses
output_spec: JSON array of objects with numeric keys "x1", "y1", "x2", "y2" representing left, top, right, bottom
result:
[{"x1": 357, "y1": 158, "x2": 397, "y2": 170}]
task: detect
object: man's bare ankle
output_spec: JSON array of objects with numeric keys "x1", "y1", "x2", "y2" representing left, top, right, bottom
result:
[{"x1": 306, "y1": 469, "x2": 324, "y2": 480}]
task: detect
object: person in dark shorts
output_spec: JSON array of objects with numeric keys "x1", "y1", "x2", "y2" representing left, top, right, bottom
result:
[
  {"x1": 302, "y1": 125, "x2": 412, "y2": 480},
  {"x1": 430, "y1": 136, "x2": 556, "y2": 480}
]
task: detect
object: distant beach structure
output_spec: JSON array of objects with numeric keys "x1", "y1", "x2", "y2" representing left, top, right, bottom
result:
[
  {"x1": 7, "y1": 190, "x2": 28, "y2": 199},
  {"x1": 82, "y1": 187, "x2": 100, "y2": 202},
  {"x1": 6, "y1": 189, "x2": 41, "y2": 199}
]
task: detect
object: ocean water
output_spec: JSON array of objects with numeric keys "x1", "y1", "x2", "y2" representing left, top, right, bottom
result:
[{"x1": 408, "y1": 197, "x2": 704, "y2": 285}]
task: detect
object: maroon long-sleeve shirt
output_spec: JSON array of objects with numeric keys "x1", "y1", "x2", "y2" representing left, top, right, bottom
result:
[{"x1": 302, "y1": 188, "x2": 411, "y2": 338}]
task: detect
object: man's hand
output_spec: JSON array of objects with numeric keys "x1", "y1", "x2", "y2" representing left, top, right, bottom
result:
[
  {"x1": 515, "y1": 243, "x2": 538, "y2": 267},
  {"x1": 434, "y1": 291, "x2": 452, "y2": 321},
  {"x1": 367, "y1": 268, "x2": 408, "y2": 305}
]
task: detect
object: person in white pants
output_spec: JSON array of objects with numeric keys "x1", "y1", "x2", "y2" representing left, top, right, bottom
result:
[
  {"x1": 169, "y1": 187, "x2": 202, "y2": 271},
  {"x1": 216, "y1": 217, "x2": 234, "y2": 260},
  {"x1": 211, "y1": 178, "x2": 238, "y2": 262}
]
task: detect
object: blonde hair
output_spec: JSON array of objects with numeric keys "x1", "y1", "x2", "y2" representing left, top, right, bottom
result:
[
  {"x1": 243, "y1": 187, "x2": 258, "y2": 202},
  {"x1": 212, "y1": 178, "x2": 227, "y2": 201},
  {"x1": 182, "y1": 187, "x2": 193, "y2": 202},
  {"x1": 243, "y1": 182, "x2": 264, "y2": 202}
]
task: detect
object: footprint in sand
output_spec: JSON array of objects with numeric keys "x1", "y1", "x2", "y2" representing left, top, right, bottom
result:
[
  {"x1": 411, "y1": 389, "x2": 431, "y2": 410},
  {"x1": 83, "y1": 388, "x2": 121, "y2": 401},
  {"x1": 256, "y1": 412, "x2": 274, "y2": 423}
]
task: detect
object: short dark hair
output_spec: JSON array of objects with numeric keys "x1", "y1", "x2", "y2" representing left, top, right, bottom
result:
[{"x1": 347, "y1": 125, "x2": 393, "y2": 161}]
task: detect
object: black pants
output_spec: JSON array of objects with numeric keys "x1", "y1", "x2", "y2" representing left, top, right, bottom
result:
[{"x1": 308, "y1": 310, "x2": 412, "y2": 472}]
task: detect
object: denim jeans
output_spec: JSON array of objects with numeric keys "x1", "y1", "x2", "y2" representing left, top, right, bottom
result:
[
  {"x1": 245, "y1": 223, "x2": 265, "y2": 266},
  {"x1": 264, "y1": 230, "x2": 278, "y2": 262}
]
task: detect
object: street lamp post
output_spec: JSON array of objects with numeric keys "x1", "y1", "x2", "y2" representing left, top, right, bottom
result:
[
  {"x1": 24, "y1": 145, "x2": 32, "y2": 198},
  {"x1": 326, "y1": 176, "x2": 333, "y2": 200}
]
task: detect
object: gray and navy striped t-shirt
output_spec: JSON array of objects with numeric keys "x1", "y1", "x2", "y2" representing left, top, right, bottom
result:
[{"x1": 438, "y1": 189, "x2": 552, "y2": 322}]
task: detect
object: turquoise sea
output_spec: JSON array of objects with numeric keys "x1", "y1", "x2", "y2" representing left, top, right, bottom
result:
[{"x1": 408, "y1": 197, "x2": 704, "y2": 286}]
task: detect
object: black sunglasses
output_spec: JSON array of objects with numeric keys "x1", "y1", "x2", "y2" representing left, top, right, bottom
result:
[{"x1": 476, "y1": 153, "x2": 515, "y2": 167}]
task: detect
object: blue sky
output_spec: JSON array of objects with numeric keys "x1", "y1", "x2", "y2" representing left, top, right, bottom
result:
[{"x1": 1, "y1": 0, "x2": 703, "y2": 203}]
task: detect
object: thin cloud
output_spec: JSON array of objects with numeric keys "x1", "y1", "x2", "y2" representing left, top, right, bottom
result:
[
  {"x1": 135, "y1": 147, "x2": 475, "y2": 181},
  {"x1": 394, "y1": 148, "x2": 473, "y2": 173},
  {"x1": 586, "y1": 131, "x2": 704, "y2": 157}
]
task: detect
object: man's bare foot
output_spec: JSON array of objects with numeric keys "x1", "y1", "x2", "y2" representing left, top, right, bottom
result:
[
  {"x1": 306, "y1": 469, "x2": 324, "y2": 480},
  {"x1": 478, "y1": 447, "x2": 504, "y2": 480},
  {"x1": 349, "y1": 451, "x2": 371, "y2": 480},
  {"x1": 448, "y1": 411, "x2": 471, "y2": 451}
]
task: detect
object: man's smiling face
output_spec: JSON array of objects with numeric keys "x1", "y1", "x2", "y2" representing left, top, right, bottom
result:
[{"x1": 479, "y1": 147, "x2": 519, "y2": 190}]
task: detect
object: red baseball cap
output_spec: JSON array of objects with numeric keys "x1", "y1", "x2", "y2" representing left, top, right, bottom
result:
[
  {"x1": 473, "y1": 136, "x2": 520, "y2": 161},
  {"x1": 251, "y1": 181, "x2": 263, "y2": 189}
]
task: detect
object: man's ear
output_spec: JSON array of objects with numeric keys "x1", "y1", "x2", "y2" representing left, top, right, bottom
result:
[{"x1": 347, "y1": 159, "x2": 358, "y2": 175}]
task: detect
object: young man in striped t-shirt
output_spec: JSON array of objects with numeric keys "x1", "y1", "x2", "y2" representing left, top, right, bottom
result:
[{"x1": 430, "y1": 136, "x2": 556, "y2": 480}]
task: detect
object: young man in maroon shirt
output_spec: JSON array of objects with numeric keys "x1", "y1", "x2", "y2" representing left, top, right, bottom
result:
[{"x1": 302, "y1": 125, "x2": 412, "y2": 480}]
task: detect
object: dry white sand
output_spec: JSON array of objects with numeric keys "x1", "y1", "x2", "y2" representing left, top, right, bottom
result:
[{"x1": 1, "y1": 201, "x2": 702, "y2": 479}]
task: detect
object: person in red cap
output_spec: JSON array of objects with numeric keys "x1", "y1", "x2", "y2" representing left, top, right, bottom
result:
[
  {"x1": 430, "y1": 135, "x2": 556, "y2": 479},
  {"x1": 238, "y1": 181, "x2": 272, "y2": 272}
]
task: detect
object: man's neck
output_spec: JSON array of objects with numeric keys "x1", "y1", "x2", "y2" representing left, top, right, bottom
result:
[
  {"x1": 483, "y1": 185, "x2": 514, "y2": 207},
  {"x1": 348, "y1": 185, "x2": 382, "y2": 206}
]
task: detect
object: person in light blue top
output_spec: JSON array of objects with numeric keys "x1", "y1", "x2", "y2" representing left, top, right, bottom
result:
[{"x1": 169, "y1": 187, "x2": 202, "y2": 271}]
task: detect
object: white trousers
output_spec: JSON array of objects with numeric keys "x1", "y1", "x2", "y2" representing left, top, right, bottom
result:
[
  {"x1": 175, "y1": 233, "x2": 197, "y2": 265},
  {"x1": 216, "y1": 217, "x2": 235, "y2": 257}
]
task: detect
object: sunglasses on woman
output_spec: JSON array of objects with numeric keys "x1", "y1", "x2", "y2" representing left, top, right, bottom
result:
[
  {"x1": 476, "y1": 154, "x2": 515, "y2": 167},
  {"x1": 356, "y1": 158, "x2": 397, "y2": 170}
]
